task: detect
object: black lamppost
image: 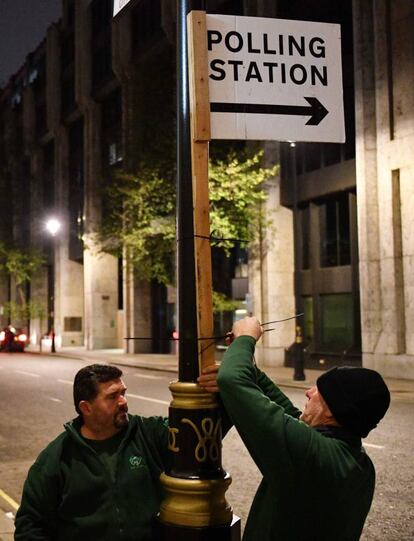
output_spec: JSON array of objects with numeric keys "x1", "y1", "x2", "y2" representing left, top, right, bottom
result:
[
  {"x1": 45, "y1": 218, "x2": 61, "y2": 353},
  {"x1": 156, "y1": 3, "x2": 240, "y2": 539},
  {"x1": 290, "y1": 143, "x2": 306, "y2": 381}
]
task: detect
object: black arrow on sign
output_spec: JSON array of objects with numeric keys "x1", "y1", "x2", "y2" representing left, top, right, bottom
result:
[{"x1": 210, "y1": 97, "x2": 329, "y2": 126}]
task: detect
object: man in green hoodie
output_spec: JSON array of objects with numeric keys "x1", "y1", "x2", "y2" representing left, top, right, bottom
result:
[
  {"x1": 216, "y1": 316, "x2": 390, "y2": 541},
  {"x1": 15, "y1": 363, "x2": 218, "y2": 540}
]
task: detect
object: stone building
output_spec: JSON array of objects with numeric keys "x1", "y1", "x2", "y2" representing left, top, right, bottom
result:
[{"x1": 0, "y1": 0, "x2": 412, "y2": 380}]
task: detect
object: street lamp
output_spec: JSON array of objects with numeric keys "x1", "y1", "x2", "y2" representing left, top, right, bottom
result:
[
  {"x1": 45, "y1": 218, "x2": 61, "y2": 237},
  {"x1": 289, "y1": 142, "x2": 306, "y2": 381},
  {"x1": 45, "y1": 217, "x2": 61, "y2": 353}
]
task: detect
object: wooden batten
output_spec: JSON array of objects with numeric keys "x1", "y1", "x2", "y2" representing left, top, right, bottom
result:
[{"x1": 187, "y1": 11, "x2": 215, "y2": 370}]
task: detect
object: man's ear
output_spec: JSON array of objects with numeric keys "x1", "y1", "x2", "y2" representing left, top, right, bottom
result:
[
  {"x1": 79, "y1": 400, "x2": 91, "y2": 417},
  {"x1": 324, "y1": 405, "x2": 341, "y2": 426}
]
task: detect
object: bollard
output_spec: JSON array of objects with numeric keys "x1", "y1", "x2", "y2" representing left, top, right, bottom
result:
[{"x1": 293, "y1": 325, "x2": 306, "y2": 381}]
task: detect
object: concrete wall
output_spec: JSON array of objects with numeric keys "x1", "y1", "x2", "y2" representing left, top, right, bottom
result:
[
  {"x1": 250, "y1": 142, "x2": 295, "y2": 367},
  {"x1": 353, "y1": 0, "x2": 414, "y2": 379}
]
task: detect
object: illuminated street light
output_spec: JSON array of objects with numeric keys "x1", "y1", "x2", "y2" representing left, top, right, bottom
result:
[
  {"x1": 45, "y1": 218, "x2": 61, "y2": 237},
  {"x1": 45, "y1": 217, "x2": 61, "y2": 353}
]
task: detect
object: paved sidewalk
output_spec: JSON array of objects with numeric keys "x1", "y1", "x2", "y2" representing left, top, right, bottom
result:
[
  {"x1": 27, "y1": 345, "x2": 414, "y2": 400},
  {"x1": 0, "y1": 511, "x2": 14, "y2": 541}
]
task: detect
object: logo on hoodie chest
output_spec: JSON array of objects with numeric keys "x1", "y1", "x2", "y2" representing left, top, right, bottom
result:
[{"x1": 129, "y1": 455, "x2": 145, "y2": 470}]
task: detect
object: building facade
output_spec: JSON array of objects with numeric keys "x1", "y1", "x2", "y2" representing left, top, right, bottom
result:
[{"x1": 0, "y1": 0, "x2": 413, "y2": 379}]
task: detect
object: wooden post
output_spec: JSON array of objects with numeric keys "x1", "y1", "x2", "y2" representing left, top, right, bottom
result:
[{"x1": 187, "y1": 10, "x2": 215, "y2": 373}]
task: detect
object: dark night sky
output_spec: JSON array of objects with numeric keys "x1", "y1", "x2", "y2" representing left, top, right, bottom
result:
[{"x1": 0, "y1": 0, "x2": 62, "y2": 86}]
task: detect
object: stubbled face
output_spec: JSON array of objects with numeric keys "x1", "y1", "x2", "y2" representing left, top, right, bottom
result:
[
  {"x1": 300, "y1": 386, "x2": 333, "y2": 427},
  {"x1": 88, "y1": 378, "x2": 129, "y2": 433}
]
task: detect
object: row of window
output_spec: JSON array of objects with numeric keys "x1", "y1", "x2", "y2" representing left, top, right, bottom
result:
[{"x1": 301, "y1": 192, "x2": 351, "y2": 269}]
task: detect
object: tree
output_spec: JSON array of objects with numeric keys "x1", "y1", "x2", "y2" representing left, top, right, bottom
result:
[
  {"x1": 99, "y1": 150, "x2": 278, "y2": 287},
  {"x1": 3, "y1": 299, "x2": 46, "y2": 323},
  {"x1": 0, "y1": 243, "x2": 45, "y2": 318}
]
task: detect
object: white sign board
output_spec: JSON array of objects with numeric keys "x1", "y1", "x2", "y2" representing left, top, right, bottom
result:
[
  {"x1": 206, "y1": 15, "x2": 345, "y2": 143},
  {"x1": 113, "y1": 0, "x2": 132, "y2": 18}
]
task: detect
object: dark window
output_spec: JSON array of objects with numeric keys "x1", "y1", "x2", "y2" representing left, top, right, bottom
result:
[
  {"x1": 91, "y1": 0, "x2": 114, "y2": 89},
  {"x1": 14, "y1": 103, "x2": 24, "y2": 150},
  {"x1": 304, "y1": 143, "x2": 321, "y2": 172},
  {"x1": 319, "y1": 193, "x2": 350, "y2": 267},
  {"x1": 21, "y1": 159, "x2": 32, "y2": 243},
  {"x1": 323, "y1": 143, "x2": 341, "y2": 166},
  {"x1": 295, "y1": 144, "x2": 304, "y2": 176},
  {"x1": 344, "y1": 89, "x2": 356, "y2": 160},
  {"x1": 43, "y1": 141, "x2": 55, "y2": 211},
  {"x1": 91, "y1": 0, "x2": 113, "y2": 36},
  {"x1": 64, "y1": 317, "x2": 82, "y2": 332},
  {"x1": 62, "y1": 0, "x2": 75, "y2": 30},
  {"x1": 13, "y1": 159, "x2": 32, "y2": 247},
  {"x1": 61, "y1": 32, "x2": 75, "y2": 67},
  {"x1": 32, "y1": 56, "x2": 47, "y2": 137},
  {"x1": 206, "y1": 0, "x2": 243, "y2": 15},
  {"x1": 320, "y1": 293, "x2": 353, "y2": 351},
  {"x1": 132, "y1": 0, "x2": 162, "y2": 54},
  {"x1": 101, "y1": 88, "x2": 122, "y2": 166},
  {"x1": 61, "y1": 31, "x2": 76, "y2": 116},
  {"x1": 68, "y1": 119, "x2": 84, "y2": 262}
]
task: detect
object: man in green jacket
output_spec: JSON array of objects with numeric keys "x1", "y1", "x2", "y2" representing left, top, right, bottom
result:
[
  {"x1": 216, "y1": 317, "x2": 390, "y2": 541},
  {"x1": 15, "y1": 363, "x2": 218, "y2": 540}
]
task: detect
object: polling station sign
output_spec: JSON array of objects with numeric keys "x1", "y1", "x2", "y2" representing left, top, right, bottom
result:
[
  {"x1": 206, "y1": 15, "x2": 345, "y2": 143},
  {"x1": 113, "y1": 0, "x2": 132, "y2": 18}
]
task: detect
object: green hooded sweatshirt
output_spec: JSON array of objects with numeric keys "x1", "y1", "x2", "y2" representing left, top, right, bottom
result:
[
  {"x1": 15, "y1": 414, "x2": 169, "y2": 541},
  {"x1": 217, "y1": 336, "x2": 375, "y2": 541}
]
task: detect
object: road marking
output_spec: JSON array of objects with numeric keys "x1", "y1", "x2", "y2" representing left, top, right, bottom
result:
[
  {"x1": 127, "y1": 393, "x2": 169, "y2": 406},
  {"x1": 0, "y1": 488, "x2": 19, "y2": 511},
  {"x1": 57, "y1": 379, "x2": 72, "y2": 385},
  {"x1": 364, "y1": 443, "x2": 384, "y2": 450},
  {"x1": 15, "y1": 370, "x2": 40, "y2": 378},
  {"x1": 46, "y1": 396, "x2": 62, "y2": 403},
  {"x1": 133, "y1": 373, "x2": 166, "y2": 380}
]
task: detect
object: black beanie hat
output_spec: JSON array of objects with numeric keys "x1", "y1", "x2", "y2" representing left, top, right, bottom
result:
[{"x1": 316, "y1": 367, "x2": 390, "y2": 438}]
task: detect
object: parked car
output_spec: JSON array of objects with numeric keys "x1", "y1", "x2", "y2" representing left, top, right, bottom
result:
[{"x1": 0, "y1": 326, "x2": 28, "y2": 352}]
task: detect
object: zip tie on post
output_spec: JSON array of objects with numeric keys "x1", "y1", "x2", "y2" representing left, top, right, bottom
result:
[
  {"x1": 261, "y1": 313, "x2": 304, "y2": 326},
  {"x1": 123, "y1": 314, "x2": 305, "y2": 345}
]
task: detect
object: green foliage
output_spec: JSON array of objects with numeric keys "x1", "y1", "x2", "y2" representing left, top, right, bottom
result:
[
  {"x1": 209, "y1": 150, "x2": 278, "y2": 253},
  {"x1": 212, "y1": 291, "x2": 240, "y2": 313},
  {"x1": 3, "y1": 300, "x2": 46, "y2": 321},
  {"x1": 100, "y1": 167, "x2": 176, "y2": 285},
  {"x1": 0, "y1": 243, "x2": 45, "y2": 286},
  {"x1": 100, "y1": 150, "x2": 278, "y2": 286},
  {"x1": 0, "y1": 243, "x2": 46, "y2": 305}
]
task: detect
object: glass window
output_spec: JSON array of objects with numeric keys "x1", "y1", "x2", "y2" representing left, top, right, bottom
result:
[
  {"x1": 68, "y1": 119, "x2": 84, "y2": 263},
  {"x1": 320, "y1": 193, "x2": 350, "y2": 267},
  {"x1": 303, "y1": 296, "x2": 314, "y2": 341},
  {"x1": 43, "y1": 140, "x2": 55, "y2": 211},
  {"x1": 320, "y1": 294, "x2": 353, "y2": 351},
  {"x1": 91, "y1": 0, "x2": 113, "y2": 89},
  {"x1": 304, "y1": 143, "x2": 321, "y2": 172},
  {"x1": 323, "y1": 143, "x2": 341, "y2": 166},
  {"x1": 132, "y1": 0, "x2": 162, "y2": 54},
  {"x1": 101, "y1": 88, "x2": 122, "y2": 166}
]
